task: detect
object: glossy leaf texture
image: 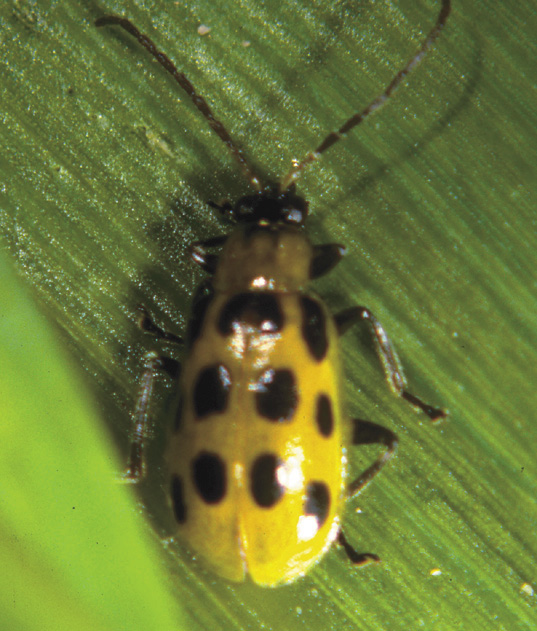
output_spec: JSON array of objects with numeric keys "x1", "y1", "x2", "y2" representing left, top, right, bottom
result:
[{"x1": 1, "y1": 1, "x2": 536, "y2": 629}]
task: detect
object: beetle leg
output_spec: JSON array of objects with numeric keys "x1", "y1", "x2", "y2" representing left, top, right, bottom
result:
[
  {"x1": 335, "y1": 306, "x2": 446, "y2": 422},
  {"x1": 190, "y1": 234, "x2": 227, "y2": 274},
  {"x1": 336, "y1": 419, "x2": 397, "y2": 566},
  {"x1": 136, "y1": 304, "x2": 183, "y2": 344},
  {"x1": 347, "y1": 418, "x2": 398, "y2": 498},
  {"x1": 310, "y1": 243, "x2": 346, "y2": 279},
  {"x1": 208, "y1": 199, "x2": 234, "y2": 221},
  {"x1": 336, "y1": 530, "x2": 380, "y2": 567},
  {"x1": 124, "y1": 352, "x2": 181, "y2": 482}
]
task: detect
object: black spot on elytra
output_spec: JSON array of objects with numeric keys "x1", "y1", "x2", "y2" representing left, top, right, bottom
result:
[
  {"x1": 300, "y1": 296, "x2": 328, "y2": 361},
  {"x1": 304, "y1": 481, "x2": 330, "y2": 530},
  {"x1": 171, "y1": 475, "x2": 187, "y2": 524},
  {"x1": 192, "y1": 451, "x2": 226, "y2": 504},
  {"x1": 218, "y1": 293, "x2": 284, "y2": 336},
  {"x1": 254, "y1": 368, "x2": 298, "y2": 422},
  {"x1": 250, "y1": 453, "x2": 285, "y2": 508},
  {"x1": 193, "y1": 364, "x2": 231, "y2": 419},
  {"x1": 316, "y1": 394, "x2": 334, "y2": 437},
  {"x1": 186, "y1": 281, "x2": 214, "y2": 347}
]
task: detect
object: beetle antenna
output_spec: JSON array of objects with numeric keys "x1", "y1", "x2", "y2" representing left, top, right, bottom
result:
[
  {"x1": 281, "y1": 0, "x2": 451, "y2": 191},
  {"x1": 95, "y1": 15, "x2": 263, "y2": 191}
]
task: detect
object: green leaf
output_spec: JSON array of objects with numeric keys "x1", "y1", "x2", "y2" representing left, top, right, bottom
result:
[
  {"x1": 1, "y1": 0, "x2": 536, "y2": 629},
  {"x1": 0, "y1": 254, "x2": 182, "y2": 630}
]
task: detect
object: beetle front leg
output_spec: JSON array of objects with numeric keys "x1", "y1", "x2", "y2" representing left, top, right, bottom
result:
[
  {"x1": 335, "y1": 306, "x2": 446, "y2": 422},
  {"x1": 136, "y1": 305, "x2": 183, "y2": 344},
  {"x1": 190, "y1": 234, "x2": 227, "y2": 274},
  {"x1": 310, "y1": 243, "x2": 346, "y2": 279}
]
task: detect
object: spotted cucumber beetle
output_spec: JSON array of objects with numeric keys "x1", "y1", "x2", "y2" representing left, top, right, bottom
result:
[{"x1": 96, "y1": 0, "x2": 450, "y2": 586}]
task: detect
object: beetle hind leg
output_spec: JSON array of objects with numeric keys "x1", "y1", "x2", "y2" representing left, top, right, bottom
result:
[
  {"x1": 337, "y1": 530, "x2": 380, "y2": 567},
  {"x1": 337, "y1": 419, "x2": 397, "y2": 566},
  {"x1": 125, "y1": 306, "x2": 183, "y2": 482},
  {"x1": 348, "y1": 418, "x2": 398, "y2": 498},
  {"x1": 124, "y1": 352, "x2": 181, "y2": 482}
]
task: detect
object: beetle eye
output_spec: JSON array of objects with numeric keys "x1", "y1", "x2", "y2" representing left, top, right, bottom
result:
[
  {"x1": 236, "y1": 204, "x2": 251, "y2": 219},
  {"x1": 285, "y1": 208, "x2": 303, "y2": 224}
]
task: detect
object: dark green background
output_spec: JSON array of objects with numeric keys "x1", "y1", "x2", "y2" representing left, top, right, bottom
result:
[{"x1": 1, "y1": 0, "x2": 536, "y2": 629}]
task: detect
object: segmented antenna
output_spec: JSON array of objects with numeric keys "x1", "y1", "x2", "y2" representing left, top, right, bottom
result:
[
  {"x1": 281, "y1": 0, "x2": 451, "y2": 191},
  {"x1": 95, "y1": 15, "x2": 263, "y2": 191}
]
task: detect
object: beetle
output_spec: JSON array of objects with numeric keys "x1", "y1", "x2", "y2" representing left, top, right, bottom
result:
[{"x1": 96, "y1": 0, "x2": 450, "y2": 586}]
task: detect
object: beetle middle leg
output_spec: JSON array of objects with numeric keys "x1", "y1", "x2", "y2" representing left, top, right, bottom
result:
[
  {"x1": 125, "y1": 308, "x2": 182, "y2": 481},
  {"x1": 335, "y1": 306, "x2": 446, "y2": 421}
]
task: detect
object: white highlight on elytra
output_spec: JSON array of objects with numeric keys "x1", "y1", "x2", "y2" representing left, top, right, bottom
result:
[
  {"x1": 276, "y1": 454, "x2": 304, "y2": 493},
  {"x1": 297, "y1": 515, "x2": 319, "y2": 542}
]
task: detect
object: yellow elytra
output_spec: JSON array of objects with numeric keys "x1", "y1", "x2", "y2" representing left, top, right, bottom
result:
[
  {"x1": 96, "y1": 0, "x2": 450, "y2": 586},
  {"x1": 171, "y1": 223, "x2": 347, "y2": 585}
]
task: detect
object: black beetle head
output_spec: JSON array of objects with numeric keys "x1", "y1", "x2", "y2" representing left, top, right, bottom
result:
[{"x1": 217, "y1": 184, "x2": 309, "y2": 227}]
